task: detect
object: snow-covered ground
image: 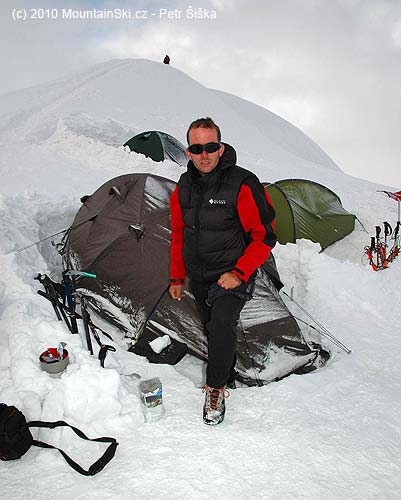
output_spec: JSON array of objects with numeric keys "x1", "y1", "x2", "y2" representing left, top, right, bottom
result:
[{"x1": 1, "y1": 59, "x2": 400, "y2": 499}]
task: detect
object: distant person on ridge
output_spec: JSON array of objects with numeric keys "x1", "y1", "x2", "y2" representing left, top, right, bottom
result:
[
  {"x1": 163, "y1": 54, "x2": 170, "y2": 64},
  {"x1": 169, "y1": 117, "x2": 276, "y2": 425}
]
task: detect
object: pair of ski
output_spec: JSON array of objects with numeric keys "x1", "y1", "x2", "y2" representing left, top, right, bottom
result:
[{"x1": 364, "y1": 221, "x2": 400, "y2": 271}]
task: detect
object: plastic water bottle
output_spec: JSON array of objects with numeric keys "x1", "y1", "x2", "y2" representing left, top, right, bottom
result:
[{"x1": 139, "y1": 377, "x2": 165, "y2": 423}]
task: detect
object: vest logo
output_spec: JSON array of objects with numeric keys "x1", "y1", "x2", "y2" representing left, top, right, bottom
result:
[{"x1": 208, "y1": 198, "x2": 226, "y2": 205}]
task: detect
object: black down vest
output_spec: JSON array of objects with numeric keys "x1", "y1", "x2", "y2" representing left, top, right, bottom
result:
[{"x1": 178, "y1": 143, "x2": 255, "y2": 283}]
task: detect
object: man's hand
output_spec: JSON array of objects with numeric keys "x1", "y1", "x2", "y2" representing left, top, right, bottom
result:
[
  {"x1": 169, "y1": 284, "x2": 183, "y2": 300},
  {"x1": 218, "y1": 272, "x2": 242, "y2": 290}
]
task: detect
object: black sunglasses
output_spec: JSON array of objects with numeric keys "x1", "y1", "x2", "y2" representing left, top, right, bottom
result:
[{"x1": 187, "y1": 142, "x2": 221, "y2": 155}]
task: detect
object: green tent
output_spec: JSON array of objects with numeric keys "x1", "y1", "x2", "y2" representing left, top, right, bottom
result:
[
  {"x1": 124, "y1": 131, "x2": 187, "y2": 166},
  {"x1": 264, "y1": 179, "x2": 356, "y2": 250}
]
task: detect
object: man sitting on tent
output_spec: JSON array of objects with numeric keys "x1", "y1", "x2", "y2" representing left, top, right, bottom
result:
[{"x1": 169, "y1": 117, "x2": 276, "y2": 425}]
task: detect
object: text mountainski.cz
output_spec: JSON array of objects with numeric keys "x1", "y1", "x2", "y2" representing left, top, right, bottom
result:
[{"x1": 14, "y1": 7, "x2": 217, "y2": 21}]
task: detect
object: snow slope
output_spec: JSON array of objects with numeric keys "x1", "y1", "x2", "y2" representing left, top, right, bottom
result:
[
  {"x1": 0, "y1": 59, "x2": 339, "y2": 172},
  {"x1": 0, "y1": 59, "x2": 400, "y2": 500}
]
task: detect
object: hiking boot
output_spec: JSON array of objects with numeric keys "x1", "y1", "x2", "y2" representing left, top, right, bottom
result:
[{"x1": 202, "y1": 386, "x2": 229, "y2": 425}]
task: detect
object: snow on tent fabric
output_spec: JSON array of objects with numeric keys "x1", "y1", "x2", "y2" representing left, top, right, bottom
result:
[
  {"x1": 264, "y1": 179, "x2": 356, "y2": 250},
  {"x1": 124, "y1": 131, "x2": 187, "y2": 167},
  {"x1": 62, "y1": 173, "x2": 324, "y2": 386}
]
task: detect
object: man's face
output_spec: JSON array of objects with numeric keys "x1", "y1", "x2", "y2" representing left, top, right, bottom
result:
[{"x1": 186, "y1": 127, "x2": 225, "y2": 176}]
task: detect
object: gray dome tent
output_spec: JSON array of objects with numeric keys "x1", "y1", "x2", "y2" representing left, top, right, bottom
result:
[
  {"x1": 264, "y1": 179, "x2": 356, "y2": 250},
  {"x1": 62, "y1": 173, "x2": 327, "y2": 386},
  {"x1": 124, "y1": 131, "x2": 187, "y2": 166}
]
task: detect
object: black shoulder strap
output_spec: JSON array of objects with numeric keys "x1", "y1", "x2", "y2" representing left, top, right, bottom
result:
[{"x1": 27, "y1": 420, "x2": 118, "y2": 476}]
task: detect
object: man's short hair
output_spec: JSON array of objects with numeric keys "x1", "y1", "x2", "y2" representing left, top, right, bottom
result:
[{"x1": 186, "y1": 117, "x2": 222, "y2": 144}]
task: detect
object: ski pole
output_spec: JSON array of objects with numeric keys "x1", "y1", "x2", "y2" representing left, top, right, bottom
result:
[
  {"x1": 389, "y1": 221, "x2": 400, "y2": 261},
  {"x1": 383, "y1": 221, "x2": 392, "y2": 261},
  {"x1": 364, "y1": 237, "x2": 377, "y2": 271},
  {"x1": 370, "y1": 237, "x2": 376, "y2": 269},
  {"x1": 394, "y1": 221, "x2": 400, "y2": 258},
  {"x1": 383, "y1": 221, "x2": 392, "y2": 240},
  {"x1": 375, "y1": 226, "x2": 381, "y2": 268}
]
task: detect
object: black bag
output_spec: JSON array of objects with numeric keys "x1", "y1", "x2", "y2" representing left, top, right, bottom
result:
[{"x1": 0, "y1": 403, "x2": 118, "y2": 476}]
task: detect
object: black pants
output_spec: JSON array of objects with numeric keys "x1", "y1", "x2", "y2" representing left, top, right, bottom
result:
[{"x1": 189, "y1": 280, "x2": 246, "y2": 389}]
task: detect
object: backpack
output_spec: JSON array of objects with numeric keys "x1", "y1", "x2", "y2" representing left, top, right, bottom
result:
[{"x1": 0, "y1": 403, "x2": 118, "y2": 476}]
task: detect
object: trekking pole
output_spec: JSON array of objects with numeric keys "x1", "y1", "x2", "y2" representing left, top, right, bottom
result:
[{"x1": 282, "y1": 290, "x2": 351, "y2": 354}]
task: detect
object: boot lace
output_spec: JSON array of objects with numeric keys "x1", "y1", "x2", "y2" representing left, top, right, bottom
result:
[{"x1": 202, "y1": 386, "x2": 230, "y2": 410}]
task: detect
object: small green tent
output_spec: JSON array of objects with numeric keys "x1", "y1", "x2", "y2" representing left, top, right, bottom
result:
[
  {"x1": 124, "y1": 131, "x2": 187, "y2": 166},
  {"x1": 264, "y1": 179, "x2": 356, "y2": 250}
]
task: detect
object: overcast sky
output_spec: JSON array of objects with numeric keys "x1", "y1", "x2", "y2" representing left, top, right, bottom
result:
[{"x1": 1, "y1": 0, "x2": 400, "y2": 187}]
